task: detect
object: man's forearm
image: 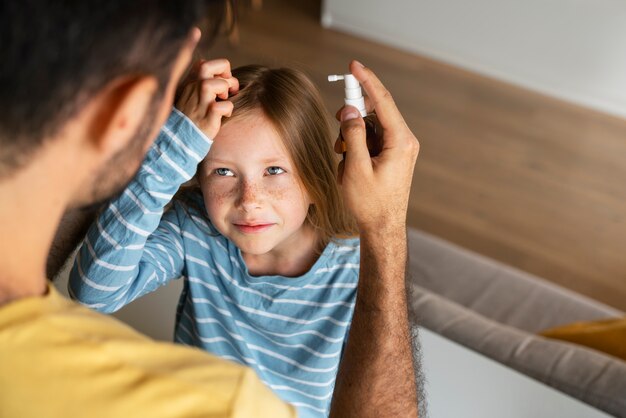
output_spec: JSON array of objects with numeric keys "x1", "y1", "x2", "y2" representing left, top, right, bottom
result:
[
  {"x1": 330, "y1": 223, "x2": 419, "y2": 417},
  {"x1": 46, "y1": 207, "x2": 100, "y2": 280}
]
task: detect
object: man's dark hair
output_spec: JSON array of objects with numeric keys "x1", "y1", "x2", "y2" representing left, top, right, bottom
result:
[{"x1": 0, "y1": 0, "x2": 227, "y2": 177}]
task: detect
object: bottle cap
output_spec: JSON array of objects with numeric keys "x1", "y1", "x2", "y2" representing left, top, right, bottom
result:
[{"x1": 327, "y1": 73, "x2": 367, "y2": 117}]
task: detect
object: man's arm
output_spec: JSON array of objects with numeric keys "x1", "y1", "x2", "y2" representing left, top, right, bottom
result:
[
  {"x1": 329, "y1": 61, "x2": 421, "y2": 417},
  {"x1": 46, "y1": 207, "x2": 101, "y2": 280}
]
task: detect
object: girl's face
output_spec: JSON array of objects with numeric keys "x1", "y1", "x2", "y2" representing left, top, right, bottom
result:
[{"x1": 199, "y1": 109, "x2": 314, "y2": 258}]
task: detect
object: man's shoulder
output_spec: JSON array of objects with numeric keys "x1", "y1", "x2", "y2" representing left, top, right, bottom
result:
[{"x1": 0, "y1": 286, "x2": 295, "y2": 418}]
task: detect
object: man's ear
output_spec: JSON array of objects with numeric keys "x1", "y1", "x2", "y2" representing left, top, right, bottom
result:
[{"x1": 85, "y1": 75, "x2": 159, "y2": 158}]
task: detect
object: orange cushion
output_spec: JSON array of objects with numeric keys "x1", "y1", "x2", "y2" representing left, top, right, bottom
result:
[{"x1": 540, "y1": 317, "x2": 626, "y2": 361}]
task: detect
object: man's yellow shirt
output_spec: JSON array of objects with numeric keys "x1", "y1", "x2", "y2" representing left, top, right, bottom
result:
[{"x1": 0, "y1": 283, "x2": 296, "y2": 417}]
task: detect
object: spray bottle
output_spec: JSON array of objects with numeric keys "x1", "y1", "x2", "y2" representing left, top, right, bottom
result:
[{"x1": 328, "y1": 73, "x2": 382, "y2": 157}]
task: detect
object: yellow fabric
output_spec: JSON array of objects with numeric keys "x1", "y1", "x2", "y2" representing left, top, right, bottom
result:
[
  {"x1": 0, "y1": 283, "x2": 296, "y2": 418},
  {"x1": 540, "y1": 317, "x2": 626, "y2": 361}
]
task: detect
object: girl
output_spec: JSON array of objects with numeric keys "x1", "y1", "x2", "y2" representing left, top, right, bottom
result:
[{"x1": 69, "y1": 64, "x2": 360, "y2": 418}]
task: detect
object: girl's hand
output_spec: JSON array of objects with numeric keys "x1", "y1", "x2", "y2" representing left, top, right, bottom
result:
[{"x1": 175, "y1": 59, "x2": 239, "y2": 140}]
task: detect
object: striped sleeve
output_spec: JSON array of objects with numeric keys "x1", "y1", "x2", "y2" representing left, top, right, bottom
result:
[{"x1": 68, "y1": 108, "x2": 212, "y2": 313}]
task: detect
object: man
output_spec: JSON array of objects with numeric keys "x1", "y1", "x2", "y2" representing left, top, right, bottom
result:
[{"x1": 0, "y1": 1, "x2": 420, "y2": 417}]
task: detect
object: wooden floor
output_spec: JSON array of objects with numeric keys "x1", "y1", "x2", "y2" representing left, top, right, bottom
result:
[{"x1": 207, "y1": 0, "x2": 626, "y2": 311}]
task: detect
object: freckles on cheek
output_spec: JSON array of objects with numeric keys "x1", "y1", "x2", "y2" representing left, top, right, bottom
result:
[
  {"x1": 203, "y1": 183, "x2": 236, "y2": 209},
  {"x1": 267, "y1": 186, "x2": 288, "y2": 201},
  {"x1": 267, "y1": 181, "x2": 309, "y2": 209}
]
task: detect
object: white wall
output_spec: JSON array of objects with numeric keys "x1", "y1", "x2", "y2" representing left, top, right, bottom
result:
[{"x1": 322, "y1": 0, "x2": 626, "y2": 118}]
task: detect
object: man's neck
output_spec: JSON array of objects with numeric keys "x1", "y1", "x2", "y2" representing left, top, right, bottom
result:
[{"x1": 0, "y1": 150, "x2": 73, "y2": 306}]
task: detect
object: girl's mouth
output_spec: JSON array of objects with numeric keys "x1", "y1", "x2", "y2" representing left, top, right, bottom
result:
[{"x1": 233, "y1": 223, "x2": 274, "y2": 234}]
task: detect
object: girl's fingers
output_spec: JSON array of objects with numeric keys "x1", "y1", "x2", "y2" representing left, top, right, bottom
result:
[
  {"x1": 197, "y1": 58, "x2": 232, "y2": 79},
  {"x1": 175, "y1": 59, "x2": 238, "y2": 138},
  {"x1": 199, "y1": 78, "x2": 231, "y2": 116},
  {"x1": 176, "y1": 82, "x2": 196, "y2": 112},
  {"x1": 197, "y1": 59, "x2": 239, "y2": 94},
  {"x1": 224, "y1": 75, "x2": 239, "y2": 95},
  {"x1": 182, "y1": 59, "x2": 206, "y2": 86},
  {"x1": 201, "y1": 100, "x2": 234, "y2": 139}
]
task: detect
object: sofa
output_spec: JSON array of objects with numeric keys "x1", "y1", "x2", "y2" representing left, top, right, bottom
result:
[{"x1": 406, "y1": 228, "x2": 626, "y2": 417}]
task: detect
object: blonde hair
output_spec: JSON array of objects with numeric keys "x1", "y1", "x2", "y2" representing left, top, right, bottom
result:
[{"x1": 177, "y1": 65, "x2": 357, "y2": 244}]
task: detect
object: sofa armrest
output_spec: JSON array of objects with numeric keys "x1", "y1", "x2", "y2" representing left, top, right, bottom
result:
[
  {"x1": 407, "y1": 228, "x2": 622, "y2": 332},
  {"x1": 408, "y1": 283, "x2": 626, "y2": 417}
]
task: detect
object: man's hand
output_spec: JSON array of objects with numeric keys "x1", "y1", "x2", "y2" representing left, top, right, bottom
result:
[
  {"x1": 335, "y1": 60, "x2": 419, "y2": 232},
  {"x1": 329, "y1": 61, "x2": 420, "y2": 418},
  {"x1": 175, "y1": 59, "x2": 239, "y2": 140}
]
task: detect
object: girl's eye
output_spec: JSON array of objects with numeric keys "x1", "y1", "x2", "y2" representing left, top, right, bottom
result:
[
  {"x1": 214, "y1": 168, "x2": 235, "y2": 177},
  {"x1": 266, "y1": 166, "x2": 285, "y2": 176}
]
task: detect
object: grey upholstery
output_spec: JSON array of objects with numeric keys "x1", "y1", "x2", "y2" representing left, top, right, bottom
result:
[{"x1": 406, "y1": 228, "x2": 626, "y2": 417}]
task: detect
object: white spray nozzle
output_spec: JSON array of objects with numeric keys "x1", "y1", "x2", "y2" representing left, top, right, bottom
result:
[
  {"x1": 327, "y1": 75, "x2": 344, "y2": 82},
  {"x1": 328, "y1": 73, "x2": 367, "y2": 117}
]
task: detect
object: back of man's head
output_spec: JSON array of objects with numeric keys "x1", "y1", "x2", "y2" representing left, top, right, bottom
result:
[{"x1": 0, "y1": 0, "x2": 225, "y2": 179}]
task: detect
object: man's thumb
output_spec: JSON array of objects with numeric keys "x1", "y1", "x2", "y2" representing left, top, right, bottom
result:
[{"x1": 340, "y1": 106, "x2": 370, "y2": 169}]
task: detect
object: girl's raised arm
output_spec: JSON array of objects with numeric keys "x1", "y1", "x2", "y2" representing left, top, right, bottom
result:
[
  {"x1": 68, "y1": 59, "x2": 237, "y2": 312},
  {"x1": 68, "y1": 108, "x2": 212, "y2": 312}
]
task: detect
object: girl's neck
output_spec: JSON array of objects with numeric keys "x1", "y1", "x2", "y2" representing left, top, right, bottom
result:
[{"x1": 242, "y1": 224, "x2": 325, "y2": 277}]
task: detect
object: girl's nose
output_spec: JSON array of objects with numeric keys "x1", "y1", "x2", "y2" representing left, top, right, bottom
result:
[{"x1": 236, "y1": 179, "x2": 263, "y2": 212}]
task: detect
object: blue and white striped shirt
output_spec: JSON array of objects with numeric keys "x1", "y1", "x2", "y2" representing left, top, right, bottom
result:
[{"x1": 69, "y1": 108, "x2": 360, "y2": 418}]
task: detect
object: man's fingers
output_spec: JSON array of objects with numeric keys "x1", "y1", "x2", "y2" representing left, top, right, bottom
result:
[
  {"x1": 349, "y1": 61, "x2": 405, "y2": 132},
  {"x1": 336, "y1": 159, "x2": 345, "y2": 185},
  {"x1": 340, "y1": 106, "x2": 372, "y2": 175},
  {"x1": 333, "y1": 94, "x2": 372, "y2": 122},
  {"x1": 334, "y1": 136, "x2": 344, "y2": 154},
  {"x1": 363, "y1": 95, "x2": 374, "y2": 115}
]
